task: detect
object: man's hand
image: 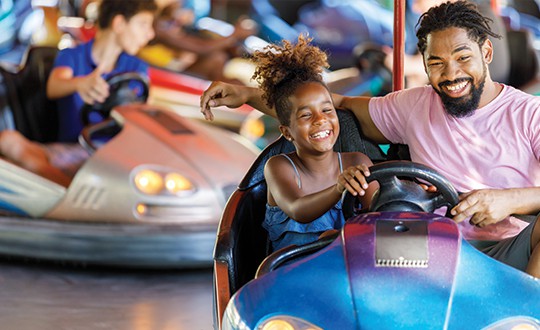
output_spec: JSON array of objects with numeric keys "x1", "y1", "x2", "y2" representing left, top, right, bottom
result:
[
  {"x1": 450, "y1": 189, "x2": 515, "y2": 227},
  {"x1": 200, "y1": 81, "x2": 249, "y2": 121}
]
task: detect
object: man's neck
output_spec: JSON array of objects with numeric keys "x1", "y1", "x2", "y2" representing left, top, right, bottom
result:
[{"x1": 478, "y1": 79, "x2": 503, "y2": 108}]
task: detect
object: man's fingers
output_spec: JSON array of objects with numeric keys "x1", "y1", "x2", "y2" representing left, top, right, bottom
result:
[
  {"x1": 450, "y1": 195, "x2": 477, "y2": 222},
  {"x1": 200, "y1": 83, "x2": 224, "y2": 108}
]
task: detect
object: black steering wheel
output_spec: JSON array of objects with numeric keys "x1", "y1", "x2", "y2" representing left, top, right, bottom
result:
[
  {"x1": 80, "y1": 72, "x2": 149, "y2": 125},
  {"x1": 342, "y1": 161, "x2": 459, "y2": 219}
]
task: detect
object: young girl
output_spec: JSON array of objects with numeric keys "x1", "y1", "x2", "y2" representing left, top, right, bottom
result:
[{"x1": 256, "y1": 35, "x2": 378, "y2": 251}]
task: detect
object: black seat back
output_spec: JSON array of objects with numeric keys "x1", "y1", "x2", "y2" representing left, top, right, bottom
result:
[
  {"x1": 214, "y1": 109, "x2": 386, "y2": 298},
  {"x1": 507, "y1": 29, "x2": 539, "y2": 88},
  {"x1": 0, "y1": 46, "x2": 59, "y2": 142}
]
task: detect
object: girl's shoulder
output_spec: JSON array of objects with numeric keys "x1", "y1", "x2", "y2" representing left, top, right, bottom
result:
[{"x1": 265, "y1": 152, "x2": 297, "y2": 171}]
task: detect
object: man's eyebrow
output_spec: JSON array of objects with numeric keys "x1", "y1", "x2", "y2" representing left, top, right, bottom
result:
[{"x1": 427, "y1": 45, "x2": 473, "y2": 61}]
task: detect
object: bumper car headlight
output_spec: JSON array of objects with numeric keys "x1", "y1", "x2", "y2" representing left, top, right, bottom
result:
[
  {"x1": 482, "y1": 316, "x2": 540, "y2": 330},
  {"x1": 134, "y1": 169, "x2": 164, "y2": 195},
  {"x1": 164, "y1": 173, "x2": 193, "y2": 194},
  {"x1": 257, "y1": 315, "x2": 323, "y2": 330},
  {"x1": 132, "y1": 168, "x2": 195, "y2": 196}
]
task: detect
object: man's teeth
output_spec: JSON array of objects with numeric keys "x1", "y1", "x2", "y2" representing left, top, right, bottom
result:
[
  {"x1": 446, "y1": 81, "x2": 468, "y2": 91},
  {"x1": 311, "y1": 130, "x2": 330, "y2": 139}
]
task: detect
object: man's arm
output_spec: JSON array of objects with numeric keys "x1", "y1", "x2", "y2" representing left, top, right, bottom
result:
[
  {"x1": 332, "y1": 94, "x2": 390, "y2": 144},
  {"x1": 200, "y1": 81, "x2": 390, "y2": 144},
  {"x1": 451, "y1": 187, "x2": 540, "y2": 227},
  {"x1": 200, "y1": 81, "x2": 276, "y2": 121}
]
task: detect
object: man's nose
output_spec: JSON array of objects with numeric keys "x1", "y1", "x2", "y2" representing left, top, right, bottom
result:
[{"x1": 442, "y1": 61, "x2": 462, "y2": 81}]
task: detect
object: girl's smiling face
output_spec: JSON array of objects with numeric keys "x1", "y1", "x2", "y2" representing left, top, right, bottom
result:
[{"x1": 281, "y1": 82, "x2": 339, "y2": 154}]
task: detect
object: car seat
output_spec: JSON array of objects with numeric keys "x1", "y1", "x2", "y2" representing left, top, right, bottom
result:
[
  {"x1": 213, "y1": 108, "x2": 386, "y2": 327},
  {"x1": 0, "y1": 46, "x2": 59, "y2": 143},
  {"x1": 506, "y1": 29, "x2": 539, "y2": 89}
]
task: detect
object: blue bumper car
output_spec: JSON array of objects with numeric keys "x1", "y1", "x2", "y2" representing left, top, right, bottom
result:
[{"x1": 212, "y1": 110, "x2": 540, "y2": 329}]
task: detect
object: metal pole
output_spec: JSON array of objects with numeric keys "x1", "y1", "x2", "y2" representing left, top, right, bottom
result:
[{"x1": 393, "y1": 0, "x2": 405, "y2": 91}]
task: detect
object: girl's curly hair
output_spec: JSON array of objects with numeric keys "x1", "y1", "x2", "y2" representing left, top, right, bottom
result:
[
  {"x1": 416, "y1": 0, "x2": 500, "y2": 55},
  {"x1": 251, "y1": 34, "x2": 329, "y2": 126}
]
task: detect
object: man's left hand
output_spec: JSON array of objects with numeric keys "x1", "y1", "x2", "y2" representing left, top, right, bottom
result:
[{"x1": 450, "y1": 189, "x2": 514, "y2": 227}]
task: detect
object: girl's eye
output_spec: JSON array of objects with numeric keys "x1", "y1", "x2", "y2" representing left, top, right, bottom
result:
[
  {"x1": 323, "y1": 108, "x2": 333, "y2": 113},
  {"x1": 459, "y1": 56, "x2": 470, "y2": 61},
  {"x1": 429, "y1": 62, "x2": 442, "y2": 67}
]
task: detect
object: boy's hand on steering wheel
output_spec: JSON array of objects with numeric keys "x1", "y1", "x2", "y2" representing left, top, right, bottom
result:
[{"x1": 78, "y1": 65, "x2": 110, "y2": 105}]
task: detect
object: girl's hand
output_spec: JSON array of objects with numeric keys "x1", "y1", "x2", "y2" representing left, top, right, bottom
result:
[{"x1": 336, "y1": 164, "x2": 371, "y2": 196}]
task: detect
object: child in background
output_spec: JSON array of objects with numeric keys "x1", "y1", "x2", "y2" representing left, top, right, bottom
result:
[
  {"x1": 256, "y1": 35, "x2": 378, "y2": 251},
  {"x1": 47, "y1": 0, "x2": 157, "y2": 143},
  {"x1": 0, "y1": 0, "x2": 158, "y2": 187}
]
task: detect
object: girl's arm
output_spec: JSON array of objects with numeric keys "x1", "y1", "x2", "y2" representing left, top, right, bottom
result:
[{"x1": 265, "y1": 153, "x2": 377, "y2": 223}]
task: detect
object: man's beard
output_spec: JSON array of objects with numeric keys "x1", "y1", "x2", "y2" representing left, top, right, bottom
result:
[{"x1": 435, "y1": 66, "x2": 487, "y2": 118}]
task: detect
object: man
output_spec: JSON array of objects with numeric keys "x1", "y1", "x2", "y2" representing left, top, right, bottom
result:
[{"x1": 200, "y1": 1, "x2": 540, "y2": 278}]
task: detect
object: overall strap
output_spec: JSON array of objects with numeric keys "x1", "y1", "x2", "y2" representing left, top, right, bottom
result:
[
  {"x1": 281, "y1": 154, "x2": 302, "y2": 189},
  {"x1": 337, "y1": 152, "x2": 343, "y2": 173}
]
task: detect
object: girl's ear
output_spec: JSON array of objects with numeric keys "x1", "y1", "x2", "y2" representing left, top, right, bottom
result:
[{"x1": 279, "y1": 125, "x2": 293, "y2": 142}]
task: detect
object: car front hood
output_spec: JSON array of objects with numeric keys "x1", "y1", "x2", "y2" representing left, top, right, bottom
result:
[
  {"x1": 342, "y1": 212, "x2": 460, "y2": 328},
  {"x1": 227, "y1": 212, "x2": 540, "y2": 329}
]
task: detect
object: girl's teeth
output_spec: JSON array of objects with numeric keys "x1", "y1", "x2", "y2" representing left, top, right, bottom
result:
[{"x1": 311, "y1": 130, "x2": 330, "y2": 138}]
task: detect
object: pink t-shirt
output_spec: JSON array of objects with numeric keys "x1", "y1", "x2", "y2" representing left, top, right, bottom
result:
[{"x1": 369, "y1": 84, "x2": 540, "y2": 240}]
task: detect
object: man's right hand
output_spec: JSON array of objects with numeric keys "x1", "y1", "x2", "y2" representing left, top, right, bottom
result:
[{"x1": 200, "y1": 81, "x2": 249, "y2": 121}]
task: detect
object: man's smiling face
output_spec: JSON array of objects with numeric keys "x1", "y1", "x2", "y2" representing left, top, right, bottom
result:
[{"x1": 424, "y1": 27, "x2": 491, "y2": 117}]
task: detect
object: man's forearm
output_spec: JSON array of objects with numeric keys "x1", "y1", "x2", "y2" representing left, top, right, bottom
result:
[
  {"x1": 244, "y1": 87, "x2": 277, "y2": 118},
  {"x1": 511, "y1": 187, "x2": 540, "y2": 216}
]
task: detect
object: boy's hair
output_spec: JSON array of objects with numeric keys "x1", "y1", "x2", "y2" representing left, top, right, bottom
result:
[
  {"x1": 251, "y1": 34, "x2": 329, "y2": 126},
  {"x1": 97, "y1": 0, "x2": 158, "y2": 29},
  {"x1": 416, "y1": 0, "x2": 501, "y2": 55}
]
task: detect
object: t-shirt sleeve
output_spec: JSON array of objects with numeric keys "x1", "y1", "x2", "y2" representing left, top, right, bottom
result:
[
  {"x1": 53, "y1": 48, "x2": 76, "y2": 70},
  {"x1": 368, "y1": 86, "x2": 428, "y2": 144},
  {"x1": 530, "y1": 104, "x2": 540, "y2": 161}
]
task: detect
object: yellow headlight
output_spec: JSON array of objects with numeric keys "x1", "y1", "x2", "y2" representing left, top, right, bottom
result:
[
  {"x1": 134, "y1": 170, "x2": 164, "y2": 195},
  {"x1": 261, "y1": 320, "x2": 295, "y2": 330},
  {"x1": 165, "y1": 173, "x2": 193, "y2": 194}
]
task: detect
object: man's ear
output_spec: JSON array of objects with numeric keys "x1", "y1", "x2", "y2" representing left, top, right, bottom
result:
[
  {"x1": 279, "y1": 125, "x2": 293, "y2": 141},
  {"x1": 482, "y1": 39, "x2": 493, "y2": 64}
]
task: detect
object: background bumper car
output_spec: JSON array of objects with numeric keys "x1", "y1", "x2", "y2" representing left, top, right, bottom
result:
[{"x1": 0, "y1": 45, "x2": 259, "y2": 268}]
